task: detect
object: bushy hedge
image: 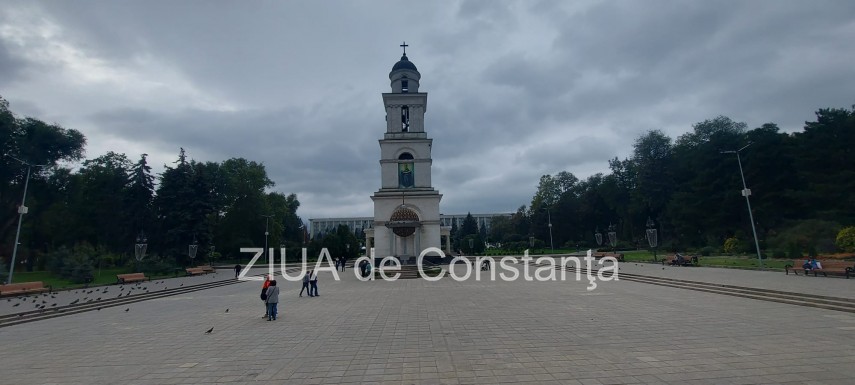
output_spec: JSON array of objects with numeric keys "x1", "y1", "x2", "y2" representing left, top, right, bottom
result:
[
  {"x1": 837, "y1": 227, "x2": 855, "y2": 253},
  {"x1": 47, "y1": 245, "x2": 95, "y2": 284},
  {"x1": 0, "y1": 259, "x2": 8, "y2": 283},
  {"x1": 723, "y1": 237, "x2": 741, "y2": 254},
  {"x1": 139, "y1": 257, "x2": 178, "y2": 276}
]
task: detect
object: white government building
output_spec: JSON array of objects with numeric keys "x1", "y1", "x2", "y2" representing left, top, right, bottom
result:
[
  {"x1": 308, "y1": 213, "x2": 512, "y2": 240},
  {"x1": 308, "y1": 45, "x2": 511, "y2": 260}
]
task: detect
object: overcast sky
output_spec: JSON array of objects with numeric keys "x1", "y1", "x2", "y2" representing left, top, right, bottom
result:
[{"x1": 2, "y1": 1, "x2": 854, "y2": 221}]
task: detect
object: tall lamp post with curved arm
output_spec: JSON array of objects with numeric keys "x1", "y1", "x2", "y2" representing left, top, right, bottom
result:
[
  {"x1": 261, "y1": 214, "x2": 274, "y2": 264},
  {"x1": 188, "y1": 236, "x2": 198, "y2": 265},
  {"x1": 607, "y1": 223, "x2": 617, "y2": 254},
  {"x1": 721, "y1": 143, "x2": 763, "y2": 269},
  {"x1": 646, "y1": 217, "x2": 659, "y2": 263},
  {"x1": 134, "y1": 232, "x2": 148, "y2": 273},
  {"x1": 5, "y1": 156, "x2": 46, "y2": 284}
]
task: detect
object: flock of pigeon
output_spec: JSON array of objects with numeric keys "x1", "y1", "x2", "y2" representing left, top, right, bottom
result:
[
  {"x1": 2, "y1": 271, "x2": 255, "y2": 335},
  {"x1": 3, "y1": 277, "x2": 208, "y2": 320}
]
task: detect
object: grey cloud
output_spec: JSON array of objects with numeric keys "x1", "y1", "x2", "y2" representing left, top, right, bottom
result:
[{"x1": 0, "y1": 40, "x2": 27, "y2": 87}]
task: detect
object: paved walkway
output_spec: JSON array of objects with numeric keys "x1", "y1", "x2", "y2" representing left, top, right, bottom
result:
[
  {"x1": 0, "y1": 264, "x2": 854, "y2": 384},
  {"x1": 615, "y1": 260, "x2": 855, "y2": 300},
  {"x1": 534, "y1": 253, "x2": 855, "y2": 300}
]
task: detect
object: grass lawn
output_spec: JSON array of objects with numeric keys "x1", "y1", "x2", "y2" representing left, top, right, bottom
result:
[
  {"x1": 621, "y1": 250, "x2": 791, "y2": 270},
  {"x1": 8, "y1": 268, "x2": 187, "y2": 290},
  {"x1": 488, "y1": 249, "x2": 793, "y2": 271}
]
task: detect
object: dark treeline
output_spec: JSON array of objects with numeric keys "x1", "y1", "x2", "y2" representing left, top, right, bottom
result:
[
  {"x1": 489, "y1": 108, "x2": 855, "y2": 256},
  {"x1": 1, "y1": 96, "x2": 303, "y2": 281}
]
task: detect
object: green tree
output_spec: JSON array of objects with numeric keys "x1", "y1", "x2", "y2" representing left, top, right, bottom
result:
[
  {"x1": 1, "y1": 96, "x2": 85, "y2": 258},
  {"x1": 630, "y1": 130, "x2": 674, "y2": 219},
  {"x1": 667, "y1": 116, "x2": 747, "y2": 247},
  {"x1": 126, "y1": 154, "x2": 155, "y2": 239},
  {"x1": 836, "y1": 227, "x2": 855, "y2": 253},
  {"x1": 510, "y1": 205, "x2": 530, "y2": 239},
  {"x1": 71, "y1": 152, "x2": 134, "y2": 252},
  {"x1": 449, "y1": 219, "x2": 459, "y2": 251},
  {"x1": 530, "y1": 174, "x2": 560, "y2": 211},
  {"x1": 723, "y1": 237, "x2": 741, "y2": 254},
  {"x1": 488, "y1": 215, "x2": 513, "y2": 244},
  {"x1": 155, "y1": 148, "x2": 218, "y2": 264},
  {"x1": 794, "y1": 107, "x2": 855, "y2": 223},
  {"x1": 213, "y1": 157, "x2": 273, "y2": 260},
  {"x1": 461, "y1": 213, "x2": 478, "y2": 237}
]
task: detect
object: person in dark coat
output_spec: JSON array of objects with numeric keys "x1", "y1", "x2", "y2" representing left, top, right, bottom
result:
[
  {"x1": 309, "y1": 270, "x2": 319, "y2": 297},
  {"x1": 299, "y1": 271, "x2": 310, "y2": 297}
]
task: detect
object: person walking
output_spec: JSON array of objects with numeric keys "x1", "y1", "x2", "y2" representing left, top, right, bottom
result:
[
  {"x1": 309, "y1": 270, "x2": 319, "y2": 297},
  {"x1": 299, "y1": 271, "x2": 310, "y2": 297},
  {"x1": 265, "y1": 280, "x2": 280, "y2": 321},
  {"x1": 340, "y1": 256, "x2": 346, "y2": 272},
  {"x1": 261, "y1": 275, "x2": 272, "y2": 318},
  {"x1": 234, "y1": 264, "x2": 241, "y2": 279}
]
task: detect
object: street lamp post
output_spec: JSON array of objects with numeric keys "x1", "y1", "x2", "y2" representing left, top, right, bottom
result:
[
  {"x1": 188, "y1": 237, "x2": 198, "y2": 265},
  {"x1": 607, "y1": 223, "x2": 617, "y2": 254},
  {"x1": 134, "y1": 232, "x2": 148, "y2": 272},
  {"x1": 646, "y1": 217, "x2": 659, "y2": 263},
  {"x1": 280, "y1": 244, "x2": 286, "y2": 264},
  {"x1": 261, "y1": 214, "x2": 273, "y2": 264},
  {"x1": 5, "y1": 156, "x2": 46, "y2": 284},
  {"x1": 721, "y1": 143, "x2": 763, "y2": 268},
  {"x1": 546, "y1": 208, "x2": 554, "y2": 252},
  {"x1": 539, "y1": 208, "x2": 555, "y2": 252}
]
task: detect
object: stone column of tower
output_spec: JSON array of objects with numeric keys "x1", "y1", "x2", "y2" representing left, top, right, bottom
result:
[{"x1": 369, "y1": 48, "x2": 442, "y2": 263}]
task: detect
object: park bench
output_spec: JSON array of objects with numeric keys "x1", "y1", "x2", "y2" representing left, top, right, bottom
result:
[
  {"x1": 785, "y1": 260, "x2": 853, "y2": 278},
  {"x1": 0, "y1": 281, "x2": 51, "y2": 297},
  {"x1": 663, "y1": 254, "x2": 698, "y2": 266},
  {"x1": 116, "y1": 273, "x2": 149, "y2": 284},
  {"x1": 595, "y1": 252, "x2": 625, "y2": 262},
  {"x1": 196, "y1": 265, "x2": 216, "y2": 274},
  {"x1": 185, "y1": 267, "x2": 207, "y2": 276}
]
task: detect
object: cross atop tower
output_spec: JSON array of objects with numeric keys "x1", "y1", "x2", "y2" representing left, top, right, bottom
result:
[{"x1": 400, "y1": 41, "x2": 408, "y2": 55}]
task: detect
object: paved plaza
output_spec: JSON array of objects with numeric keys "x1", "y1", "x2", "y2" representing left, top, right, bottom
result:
[{"x1": 1, "y1": 263, "x2": 854, "y2": 385}]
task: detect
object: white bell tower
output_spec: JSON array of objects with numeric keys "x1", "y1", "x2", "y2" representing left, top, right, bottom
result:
[{"x1": 366, "y1": 43, "x2": 449, "y2": 263}]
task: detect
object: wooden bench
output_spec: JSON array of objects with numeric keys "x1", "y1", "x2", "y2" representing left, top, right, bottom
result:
[
  {"x1": 0, "y1": 281, "x2": 51, "y2": 297},
  {"x1": 195, "y1": 265, "x2": 216, "y2": 274},
  {"x1": 592, "y1": 252, "x2": 625, "y2": 262},
  {"x1": 785, "y1": 260, "x2": 854, "y2": 278},
  {"x1": 116, "y1": 273, "x2": 149, "y2": 284},
  {"x1": 663, "y1": 254, "x2": 698, "y2": 266},
  {"x1": 185, "y1": 267, "x2": 207, "y2": 276}
]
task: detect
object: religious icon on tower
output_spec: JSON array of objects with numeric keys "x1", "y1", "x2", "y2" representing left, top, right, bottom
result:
[{"x1": 399, "y1": 163, "x2": 414, "y2": 188}]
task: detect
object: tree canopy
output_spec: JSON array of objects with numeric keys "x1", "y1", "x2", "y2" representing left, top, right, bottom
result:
[{"x1": 1, "y1": 96, "x2": 303, "y2": 274}]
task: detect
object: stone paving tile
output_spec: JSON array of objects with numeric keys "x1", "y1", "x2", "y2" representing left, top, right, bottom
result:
[
  {"x1": 600, "y1": 257, "x2": 855, "y2": 299},
  {"x1": 0, "y1": 264, "x2": 854, "y2": 384}
]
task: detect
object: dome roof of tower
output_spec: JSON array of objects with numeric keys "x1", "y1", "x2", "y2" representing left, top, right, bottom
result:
[
  {"x1": 392, "y1": 54, "x2": 418, "y2": 72},
  {"x1": 389, "y1": 205, "x2": 419, "y2": 237},
  {"x1": 390, "y1": 206, "x2": 419, "y2": 222}
]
